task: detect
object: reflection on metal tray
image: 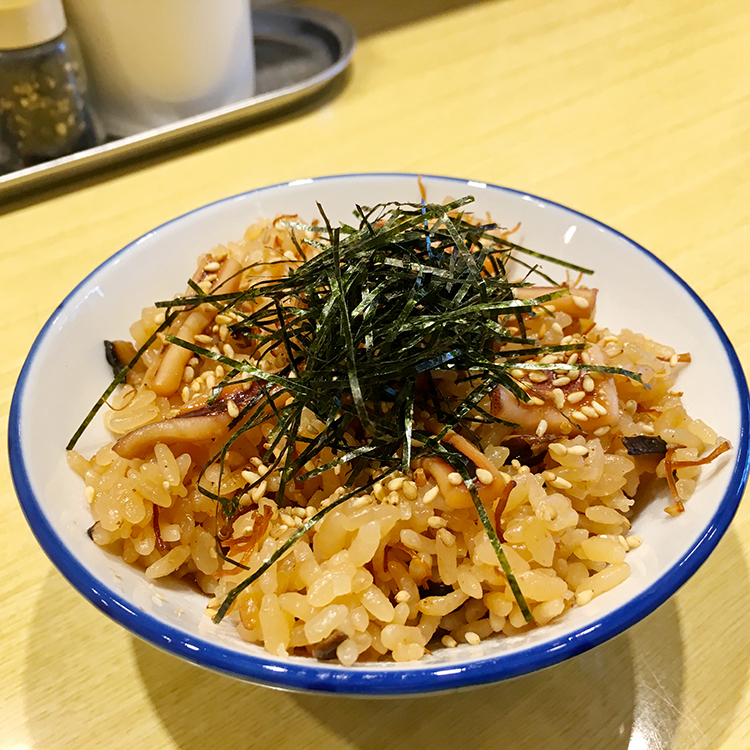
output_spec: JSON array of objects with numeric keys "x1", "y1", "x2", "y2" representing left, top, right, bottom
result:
[{"x1": 0, "y1": 6, "x2": 355, "y2": 198}]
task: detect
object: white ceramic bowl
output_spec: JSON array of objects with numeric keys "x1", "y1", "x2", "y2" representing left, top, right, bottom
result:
[{"x1": 9, "y1": 174, "x2": 749, "y2": 695}]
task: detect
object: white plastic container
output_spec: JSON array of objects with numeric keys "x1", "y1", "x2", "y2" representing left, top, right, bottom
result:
[{"x1": 63, "y1": 0, "x2": 255, "y2": 137}]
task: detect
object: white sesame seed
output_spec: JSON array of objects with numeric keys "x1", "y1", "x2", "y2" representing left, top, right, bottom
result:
[
  {"x1": 194, "y1": 334, "x2": 213, "y2": 344},
  {"x1": 475, "y1": 468, "x2": 494, "y2": 485},
  {"x1": 428, "y1": 516, "x2": 448, "y2": 529},
  {"x1": 550, "y1": 476, "x2": 573, "y2": 490},
  {"x1": 251, "y1": 480, "x2": 268, "y2": 502},
  {"x1": 541, "y1": 354, "x2": 559, "y2": 364},
  {"x1": 154, "y1": 312, "x2": 166, "y2": 325},
  {"x1": 669, "y1": 353, "x2": 679, "y2": 367},
  {"x1": 572, "y1": 295, "x2": 589, "y2": 309},
  {"x1": 387, "y1": 477, "x2": 405, "y2": 492},
  {"x1": 618, "y1": 535, "x2": 629, "y2": 551},
  {"x1": 567, "y1": 353, "x2": 579, "y2": 365},
  {"x1": 204, "y1": 261, "x2": 221, "y2": 272},
  {"x1": 582, "y1": 375, "x2": 595, "y2": 392},
  {"x1": 551, "y1": 322, "x2": 564, "y2": 335},
  {"x1": 84, "y1": 485, "x2": 95, "y2": 502},
  {"x1": 511, "y1": 368, "x2": 525, "y2": 379},
  {"x1": 581, "y1": 351, "x2": 591, "y2": 365},
  {"x1": 593, "y1": 426, "x2": 611, "y2": 436},
  {"x1": 441, "y1": 635, "x2": 458, "y2": 648},
  {"x1": 437, "y1": 528, "x2": 456, "y2": 547},
  {"x1": 402, "y1": 481, "x2": 419, "y2": 500},
  {"x1": 626, "y1": 535, "x2": 643, "y2": 549},
  {"x1": 529, "y1": 396, "x2": 545, "y2": 406},
  {"x1": 591, "y1": 400, "x2": 608, "y2": 416},
  {"x1": 387, "y1": 491, "x2": 401, "y2": 505},
  {"x1": 536, "y1": 419, "x2": 548, "y2": 437},
  {"x1": 551, "y1": 376, "x2": 571, "y2": 387},
  {"x1": 625, "y1": 400, "x2": 637, "y2": 415},
  {"x1": 581, "y1": 405, "x2": 598, "y2": 419},
  {"x1": 227, "y1": 399, "x2": 239, "y2": 418},
  {"x1": 571, "y1": 410, "x2": 588, "y2": 422},
  {"x1": 423, "y1": 485, "x2": 440, "y2": 504},
  {"x1": 465, "y1": 632, "x2": 481, "y2": 646},
  {"x1": 567, "y1": 391, "x2": 586, "y2": 404},
  {"x1": 183, "y1": 366, "x2": 195, "y2": 383},
  {"x1": 447, "y1": 472, "x2": 463, "y2": 486},
  {"x1": 241, "y1": 469, "x2": 260, "y2": 484},
  {"x1": 548, "y1": 443, "x2": 568, "y2": 457},
  {"x1": 395, "y1": 590, "x2": 411, "y2": 603},
  {"x1": 552, "y1": 388, "x2": 565, "y2": 409},
  {"x1": 640, "y1": 424, "x2": 655, "y2": 435},
  {"x1": 181, "y1": 386, "x2": 190, "y2": 403},
  {"x1": 528, "y1": 371, "x2": 548, "y2": 383},
  {"x1": 567, "y1": 444, "x2": 588, "y2": 456},
  {"x1": 576, "y1": 589, "x2": 594, "y2": 606}
]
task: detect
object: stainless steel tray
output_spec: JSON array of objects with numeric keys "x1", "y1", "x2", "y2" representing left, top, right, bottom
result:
[{"x1": 0, "y1": 6, "x2": 355, "y2": 199}]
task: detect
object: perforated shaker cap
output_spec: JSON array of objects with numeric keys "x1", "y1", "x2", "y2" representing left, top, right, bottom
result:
[{"x1": 0, "y1": 0, "x2": 67, "y2": 50}]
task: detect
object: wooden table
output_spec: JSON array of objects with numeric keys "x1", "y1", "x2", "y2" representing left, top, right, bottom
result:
[{"x1": 2, "y1": 1, "x2": 749, "y2": 747}]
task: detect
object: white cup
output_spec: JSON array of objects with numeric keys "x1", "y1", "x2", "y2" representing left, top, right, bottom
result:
[{"x1": 63, "y1": 0, "x2": 255, "y2": 137}]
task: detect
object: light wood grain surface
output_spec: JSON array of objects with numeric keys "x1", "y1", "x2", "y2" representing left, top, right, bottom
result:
[{"x1": 2, "y1": 1, "x2": 749, "y2": 748}]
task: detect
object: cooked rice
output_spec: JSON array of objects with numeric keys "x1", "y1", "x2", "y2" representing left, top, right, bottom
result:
[{"x1": 68, "y1": 212, "x2": 721, "y2": 664}]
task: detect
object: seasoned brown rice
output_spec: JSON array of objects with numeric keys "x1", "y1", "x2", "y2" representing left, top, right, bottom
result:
[{"x1": 68, "y1": 210, "x2": 724, "y2": 665}]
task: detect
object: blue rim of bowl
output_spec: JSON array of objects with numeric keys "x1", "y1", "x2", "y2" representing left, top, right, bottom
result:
[{"x1": 9, "y1": 173, "x2": 750, "y2": 695}]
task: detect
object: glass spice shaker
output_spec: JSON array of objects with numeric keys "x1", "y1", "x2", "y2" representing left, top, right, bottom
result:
[{"x1": 0, "y1": 0, "x2": 101, "y2": 170}]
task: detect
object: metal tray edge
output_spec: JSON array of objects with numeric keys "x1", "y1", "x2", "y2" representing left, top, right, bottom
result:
[{"x1": 0, "y1": 6, "x2": 356, "y2": 199}]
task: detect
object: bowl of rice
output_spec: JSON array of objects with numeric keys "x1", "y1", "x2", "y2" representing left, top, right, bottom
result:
[{"x1": 9, "y1": 173, "x2": 749, "y2": 695}]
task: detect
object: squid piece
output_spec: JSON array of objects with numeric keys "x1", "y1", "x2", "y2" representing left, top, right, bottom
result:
[
  {"x1": 423, "y1": 431, "x2": 508, "y2": 510},
  {"x1": 513, "y1": 285, "x2": 597, "y2": 318},
  {"x1": 113, "y1": 382, "x2": 263, "y2": 459},
  {"x1": 152, "y1": 258, "x2": 243, "y2": 397},
  {"x1": 113, "y1": 413, "x2": 232, "y2": 459},
  {"x1": 490, "y1": 344, "x2": 620, "y2": 437}
]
